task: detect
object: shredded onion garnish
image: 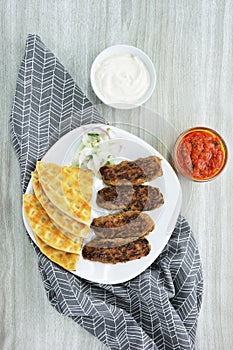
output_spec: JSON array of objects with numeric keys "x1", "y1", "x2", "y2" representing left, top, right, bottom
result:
[{"x1": 72, "y1": 126, "x2": 117, "y2": 175}]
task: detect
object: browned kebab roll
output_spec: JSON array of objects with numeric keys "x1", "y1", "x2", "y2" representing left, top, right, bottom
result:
[
  {"x1": 99, "y1": 155, "x2": 163, "y2": 186},
  {"x1": 96, "y1": 185, "x2": 164, "y2": 211},
  {"x1": 82, "y1": 236, "x2": 151, "y2": 264},
  {"x1": 91, "y1": 211, "x2": 155, "y2": 239}
]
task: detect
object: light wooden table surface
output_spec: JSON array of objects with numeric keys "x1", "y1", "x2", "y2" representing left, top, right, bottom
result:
[{"x1": 1, "y1": 1, "x2": 233, "y2": 349}]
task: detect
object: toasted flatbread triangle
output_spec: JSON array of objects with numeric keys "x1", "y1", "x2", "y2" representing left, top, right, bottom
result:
[
  {"x1": 36, "y1": 162, "x2": 93, "y2": 224},
  {"x1": 32, "y1": 172, "x2": 89, "y2": 238},
  {"x1": 35, "y1": 234, "x2": 78, "y2": 271},
  {"x1": 23, "y1": 194, "x2": 83, "y2": 253},
  {"x1": 62, "y1": 166, "x2": 93, "y2": 204}
]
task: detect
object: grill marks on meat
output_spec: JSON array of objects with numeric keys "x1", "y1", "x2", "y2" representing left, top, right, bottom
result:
[
  {"x1": 96, "y1": 185, "x2": 164, "y2": 211},
  {"x1": 86, "y1": 211, "x2": 154, "y2": 263},
  {"x1": 82, "y1": 155, "x2": 164, "y2": 264},
  {"x1": 91, "y1": 211, "x2": 155, "y2": 238},
  {"x1": 99, "y1": 155, "x2": 162, "y2": 186},
  {"x1": 82, "y1": 237, "x2": 151, "y2": 264}
]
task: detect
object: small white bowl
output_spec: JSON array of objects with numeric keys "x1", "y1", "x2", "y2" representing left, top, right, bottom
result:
[{"x1": 90, "y1": 45, "x2": 156, "y2": 109}]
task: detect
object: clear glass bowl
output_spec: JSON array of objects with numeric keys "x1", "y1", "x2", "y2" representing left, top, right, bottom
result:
[{"x1": 173, "y1": 126, "x2": 228, "y2": 182}]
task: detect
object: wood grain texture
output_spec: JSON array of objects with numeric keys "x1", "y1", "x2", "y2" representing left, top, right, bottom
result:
[{"x1": 1, "y1": 0, "x2": 233, "y2": 349}]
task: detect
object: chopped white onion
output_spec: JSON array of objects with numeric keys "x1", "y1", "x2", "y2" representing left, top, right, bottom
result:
[{"x1": 72, "y1": 126, "x2": 117, "y2": 175}]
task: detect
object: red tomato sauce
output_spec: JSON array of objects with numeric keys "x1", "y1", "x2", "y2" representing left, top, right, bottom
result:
[{"x1": 176, "y1": 129, "x2": 226, "y2": 180}]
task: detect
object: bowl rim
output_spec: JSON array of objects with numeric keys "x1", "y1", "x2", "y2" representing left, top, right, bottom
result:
[
  {"x1": 173, "y1": 126, "x2": 228, "y2": 182},
  {"x1": 90, "y1": 44, "x2": 156, "y2": 109}
]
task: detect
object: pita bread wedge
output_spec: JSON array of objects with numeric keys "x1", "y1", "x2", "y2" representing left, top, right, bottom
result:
[
  {"x1": 32, "y1": 172, "x2": 89, "y2": 238},
  {"x1": 23, "y1": 194, "x2": 83, "y2": 253},
  {"x1": 36, "y1": 162, "x2": 92, "y2": 224},
  {"x1": 35, "y1": 235, "x2": 78, "y2": 270},
  {"x1": 62, "y1": 166, "x2": 93, "y2": 204}
]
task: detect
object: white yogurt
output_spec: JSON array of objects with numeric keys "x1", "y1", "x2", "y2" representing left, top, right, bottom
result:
[{"x1": 94, "y1": 53, "x2": 150, "y2": 104}]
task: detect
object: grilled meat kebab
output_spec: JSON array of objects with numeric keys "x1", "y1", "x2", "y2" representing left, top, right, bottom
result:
[
  {"x1": 91, "y1": 211, "x2": 155, "y2": 238},
  {"x1": 96, "y1": 185, "x2": 164, "y2": 211},
  {"x1": 99, "y1": 155, "x2": 163, "y2": 186},
  {"x1": 82, "y1": 237, "x2": 151, "y2": 264}
]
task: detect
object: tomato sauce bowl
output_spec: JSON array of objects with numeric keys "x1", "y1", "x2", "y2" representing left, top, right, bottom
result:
[{"x1": 173, "y1": 126, "x2": 228, "y2": 182}]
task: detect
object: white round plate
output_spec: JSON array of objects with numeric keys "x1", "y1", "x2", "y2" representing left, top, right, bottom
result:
[{"x1": 23, "y1": 124, "x2": 182, "y2": 284}]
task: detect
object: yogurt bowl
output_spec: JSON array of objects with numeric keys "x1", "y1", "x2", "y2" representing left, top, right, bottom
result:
[{"x1": 90, "y1": 45, "x2": 156, "y2": 109}]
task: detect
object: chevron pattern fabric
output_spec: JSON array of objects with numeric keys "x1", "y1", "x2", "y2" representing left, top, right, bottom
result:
[{"x1": 10, "y1": 35, "x2": 203, "y2": 350}]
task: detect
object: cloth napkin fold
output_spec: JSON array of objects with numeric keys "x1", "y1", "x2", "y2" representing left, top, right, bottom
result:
[{"x1": 10, "y1": 34, "x2": 203, "y2": 350}]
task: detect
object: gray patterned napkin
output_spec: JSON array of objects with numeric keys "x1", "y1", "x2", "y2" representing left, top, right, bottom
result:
[{"x1": 10, "y1": 34, "x2": 203, "y2": 350}]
